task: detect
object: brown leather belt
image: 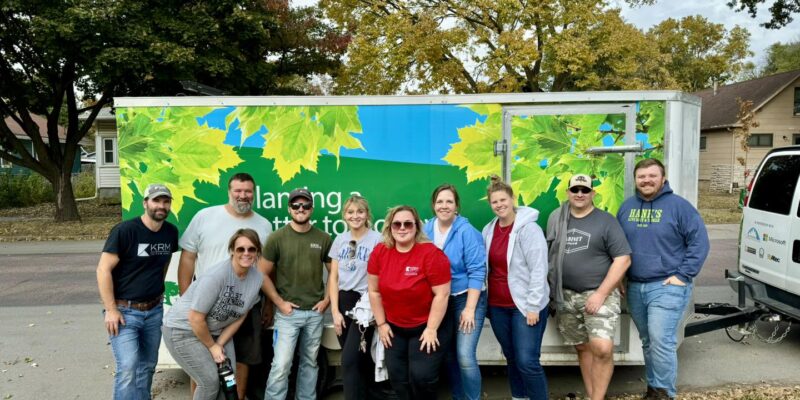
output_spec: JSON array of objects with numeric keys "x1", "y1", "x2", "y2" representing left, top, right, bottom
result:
[{"x1": 115, "y1": 296, "x2": 162, "y2": 311}]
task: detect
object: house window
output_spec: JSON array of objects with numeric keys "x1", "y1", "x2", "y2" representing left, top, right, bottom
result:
[
  {"x1": 102, "y1": 138, "x2": 117, "y2": 165},
  {"x1": 794, "y1": 134, "x2": 800, "y2": 146},
  {"x1": 700, "y1": 136, "x2": 707, "y2": 151},
  {"x1": 747, "y1": 134, "x2": 773, "y2": 147},
  {"x1": 0, "y1": 146, "x2": 11, "y2": 168},
  {"x1": 795, "y1": 87, "x2": 800, "y2": 115}
]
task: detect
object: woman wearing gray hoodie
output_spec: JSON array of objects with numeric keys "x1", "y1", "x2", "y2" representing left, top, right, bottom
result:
[{"x1": 481, "y1": 175, "x2": 550, "y2": 400}]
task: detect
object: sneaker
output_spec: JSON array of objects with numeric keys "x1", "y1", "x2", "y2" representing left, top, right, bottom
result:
[
  {"x1": 643, "y1": 386, "x2": 657, "y2": 399},
  {"x1": 653, "y1": 387, "x2": 673, "y2": 400}
]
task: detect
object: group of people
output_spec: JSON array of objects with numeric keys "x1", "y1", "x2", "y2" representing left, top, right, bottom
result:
[{"x1": 97, "y1": 158, "x2": 709, "y2": 400}]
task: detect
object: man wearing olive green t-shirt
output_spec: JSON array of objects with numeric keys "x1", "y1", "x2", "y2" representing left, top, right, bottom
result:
[{"x1": 263, "y1": 188, "x2": 333, "y2": 400}]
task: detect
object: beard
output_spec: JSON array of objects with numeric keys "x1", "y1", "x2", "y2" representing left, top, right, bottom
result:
[
  {"x1": 231, "y1": 200, "x2": 253, "y2": 214},
  {"x1": 146, "y1": 207, "x2": 168, "y2": 222}
]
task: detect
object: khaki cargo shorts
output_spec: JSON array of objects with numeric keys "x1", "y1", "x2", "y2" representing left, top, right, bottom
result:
[{"x1": 557, "y1": 288, "x2": 621, "y2": 345}]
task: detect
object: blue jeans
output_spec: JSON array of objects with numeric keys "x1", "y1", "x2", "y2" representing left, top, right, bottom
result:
[
  {"x1": 265, "y1": 309, "x2": 324, "y2": 400},
  {"x1": 107, "y1": 304, "x2": 163, "y2": 400},
  {"x1": 627, "y1": 281, "x2": 693, "y2": 398},
  {"x1": 446, "y1": 291, "x2": 487, "y2": 400},
  {"x1": 488, "y1": 306, "x2": 548, "y2": 400}
]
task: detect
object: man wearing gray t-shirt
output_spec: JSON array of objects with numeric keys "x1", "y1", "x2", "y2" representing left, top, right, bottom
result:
[
  {"x1": 177, "y1": 172, "x2": 272, "y2": 399},
  {"x1": 547, "y1": 174, "x2": 631, "y2": 400}
]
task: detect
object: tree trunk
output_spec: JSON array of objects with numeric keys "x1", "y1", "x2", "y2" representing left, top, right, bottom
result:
[{"x1": 54, "y1": 170, "x2": 80, "y2": 222}]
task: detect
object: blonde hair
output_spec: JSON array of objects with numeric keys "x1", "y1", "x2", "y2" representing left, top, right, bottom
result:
[
  {"x1": 342, "y1": 195, "x2": 372, "y2": 229},
  {"x1": 381, "y1": 205, "x2": 429, "y2": 248},
  {"x1": 486, "y1": 174, "x2": 514, "y2": 201}
]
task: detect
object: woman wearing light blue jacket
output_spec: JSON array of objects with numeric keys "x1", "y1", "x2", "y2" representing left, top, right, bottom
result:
[
  {"x1": 481, "y1": 175, "x2": 550, "y2": 400},
  {"x1": 423, "y1": 184, "x2": 487, "y2": 400}
]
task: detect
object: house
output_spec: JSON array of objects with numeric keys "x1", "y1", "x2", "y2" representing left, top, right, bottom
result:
[
  {"x1": 694, "y1": 69, "x2": 800, "y2": 191},
  {"x1": 80, "y1": 108, "x2": 120, "y2": 203},
  {"x1": 0, "y1": 113, "x2": 89, "y2": 175}
]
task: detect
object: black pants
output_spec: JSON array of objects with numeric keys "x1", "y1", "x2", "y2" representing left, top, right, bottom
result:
[
  {"x1": 384, "y1": 317, "x2": 453, "y2": 400},
  {"x1": 339, "y1": 290, "x2": 376, "y2": 400}
]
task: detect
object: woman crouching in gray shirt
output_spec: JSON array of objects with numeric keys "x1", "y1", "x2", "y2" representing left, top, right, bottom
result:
[{"x1": 163, "y1": 228, "x2": 264, "y2": 400}]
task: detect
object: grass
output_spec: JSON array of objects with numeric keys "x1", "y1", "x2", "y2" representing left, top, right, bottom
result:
[
  {"x1": 0, "y1": 199, "x2": 120, "y2": 242},
  {"x1": 698, "y1": 187, "x2": 742, "y2": 224}
]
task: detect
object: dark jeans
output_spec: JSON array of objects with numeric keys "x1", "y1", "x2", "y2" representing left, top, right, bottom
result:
[
  {"x1": 384, "y1": 317, "x2": 453, "y2": 400},
  {"x1": 338, "y1": 290, "x2": 376, "y2": 400},
  {"x1": 488, "y1": 306, "x2": 548, "y2": 400}
]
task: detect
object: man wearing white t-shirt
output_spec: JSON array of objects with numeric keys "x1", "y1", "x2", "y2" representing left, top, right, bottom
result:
[{"x1": 178, "y1": 172, "x2": 272, "y2": 400}]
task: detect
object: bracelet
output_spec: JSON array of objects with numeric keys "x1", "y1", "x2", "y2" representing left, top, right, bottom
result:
[{"x1": 377, "y1": 321, "x2": 387, "y2": 327}]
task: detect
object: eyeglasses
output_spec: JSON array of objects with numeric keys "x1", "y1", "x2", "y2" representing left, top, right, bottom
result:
[
  {"x1": 234, "y1": 246, "x2": 258, "y2": 254},
  {"x1": 289, "y1": 202, "x2": 313, "y2": 211},
  {"x1": 569, "y1": 186, "x2": 592, "y2": 194},
  {"x1": 391, "y1": 220, "x2": 415, "y2": 230}
]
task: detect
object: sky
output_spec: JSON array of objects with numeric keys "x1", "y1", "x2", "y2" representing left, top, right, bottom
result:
[{"x1": 615, "y1": 0, "x2": 799, "y2": 68}]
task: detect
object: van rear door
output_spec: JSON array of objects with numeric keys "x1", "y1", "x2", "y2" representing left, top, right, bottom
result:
[{"x1": 741, "y1": 151, "x2": 800, "y2": 291}]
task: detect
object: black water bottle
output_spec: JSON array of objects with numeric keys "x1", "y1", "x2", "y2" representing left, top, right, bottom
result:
[{"x1": 218, "y1": 358, "x2": 237, "y2": 400}]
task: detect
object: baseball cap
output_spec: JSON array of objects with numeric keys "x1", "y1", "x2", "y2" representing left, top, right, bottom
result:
[
  {"x1": 288, "y1": 188, "x2": 313, "y2": 205},
  {"x1": 568, "y1": 174, "x2": 593, "y2": 190},
  {"x1": 143, "y1": 183, "x2": 172, "y2": 199}
]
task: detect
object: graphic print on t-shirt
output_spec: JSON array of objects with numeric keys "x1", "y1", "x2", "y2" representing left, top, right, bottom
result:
[
  {"x1": 336, "y1": 241, "x2": 371, "y2": 272},
  {"x1": 208, "y1": 285, "x2": 245, "y2": 321},
  {"x1": 564, "y1": 228, "x2": 591, "y2": 254},
  {"x1": 137, "y1": 242, "x2": 174, "y2": 257}
]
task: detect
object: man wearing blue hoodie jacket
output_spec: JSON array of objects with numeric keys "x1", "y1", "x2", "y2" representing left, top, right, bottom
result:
[{"x1": 616, "y1": 159, "x2": 709, "y2": 400}]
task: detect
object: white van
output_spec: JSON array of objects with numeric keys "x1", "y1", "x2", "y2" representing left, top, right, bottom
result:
[{"x1": 734, "y1": 145, "x2": 800, "y2": 320}]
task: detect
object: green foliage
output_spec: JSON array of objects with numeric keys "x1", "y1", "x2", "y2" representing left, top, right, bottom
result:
[
  {"x1": 116, "y1": 107, "x2": 243, "y2": 216},
  {"x1": 72, "y1": 171, "x2": 96, "y2": 198},
  {"x1": 0, "y1": 173, "x2": 54, "y2": 209},
  {"x1": 323, "y1": 0, "x2": 682, "y2": 94},
  {"x1": 117, "y1": 105, "x2": 364, "y2": 215},
  {"x1": 647, "y1": 15, "x2": 754, "y2": 92},
  {"x1": 728, "y1": 0, "x2": 800, "y2": 29},
  {"x1": 0, "y1": 0, "x2": 346, "y2": 221},
  {"x1": 445, "y1": 102, "x2": 665, "y2": 214},
  {"x1": 762, "y1": 40, "x2": 800, "y2": 75}
]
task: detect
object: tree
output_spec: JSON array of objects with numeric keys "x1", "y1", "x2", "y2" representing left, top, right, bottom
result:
[
  {"x1": 762, "y1": 40, "x2": 800, "y2": 75},
  {"x1": 733, "y1": 97, "x2": 760, "y2": 185},
  {"x1": 321, "y1": 0, "x2": 681, "y2": 94},
  {"x1": 647, "y1": 16, "x2": 753, "y2": 92},
  {"x1": 0, "y1": 0, "x2": 345, "y2": 221},
  {"x1": 728, "y1": 0, "x2": 800, "y2": 29}
]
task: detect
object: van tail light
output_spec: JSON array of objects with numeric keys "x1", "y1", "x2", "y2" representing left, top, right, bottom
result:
[{"x1": 743, "y1": 177, "x2": 754, "y2": 207}]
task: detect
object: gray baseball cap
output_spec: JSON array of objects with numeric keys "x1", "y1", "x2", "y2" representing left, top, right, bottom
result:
[{"x1": 143, "y1": 183, "x2": 172, "y2": 199}]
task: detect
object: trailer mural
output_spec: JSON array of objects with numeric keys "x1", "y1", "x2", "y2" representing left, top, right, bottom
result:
[{"x1": 116, "y1": 101, "x2": 664, "y2": 304}]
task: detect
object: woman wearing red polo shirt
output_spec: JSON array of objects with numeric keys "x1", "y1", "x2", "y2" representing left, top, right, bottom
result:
[{"x1": 368, "y1": 205, "x2": 452, "y2": 400}]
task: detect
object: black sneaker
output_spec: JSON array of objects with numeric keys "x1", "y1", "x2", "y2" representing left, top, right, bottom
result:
[
  {"x1": 643, "y1": 386, "x2": 657, "y2": 399},
  {"x1": 653, "y1": 387, "x2": 674, "y2": 400}
]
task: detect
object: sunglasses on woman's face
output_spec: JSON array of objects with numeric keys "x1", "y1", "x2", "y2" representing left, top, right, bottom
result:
[
  {"x1": 289, "y1": 202, "x2": 313, "y2": 211},
  {"x1": 234, "y1": 246, "x2": 258, "y2": 254},
  {"x1": 391, "y1": 220, "x2": 415, "y2": 230},
  {"x1": 569, "y1": 186, "x2": 592, "y2": 194}
]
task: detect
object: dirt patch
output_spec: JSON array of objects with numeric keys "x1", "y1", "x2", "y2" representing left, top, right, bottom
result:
[
  {"x1": 0, "y1": 200, "x2": 120, "y2": 241},
  {"x1": 698, "y1": 188, "x2": 742, "y2": 224},
  {"x1": 605, "y1": 384, "x2": 800, "y2": 399}
]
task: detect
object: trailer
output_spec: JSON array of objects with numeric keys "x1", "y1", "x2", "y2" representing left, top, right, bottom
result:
[{"x1": 113, "y1": 91, "x2": 702, "y2": 371}]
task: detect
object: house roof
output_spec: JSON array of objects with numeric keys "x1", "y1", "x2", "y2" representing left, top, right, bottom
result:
[
  {"x1": 4, "y1": 113, "x2": 91, "y2": 145},
  {"x1": 694, "y1": 69, "x2": 800, "y2": 131}
]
